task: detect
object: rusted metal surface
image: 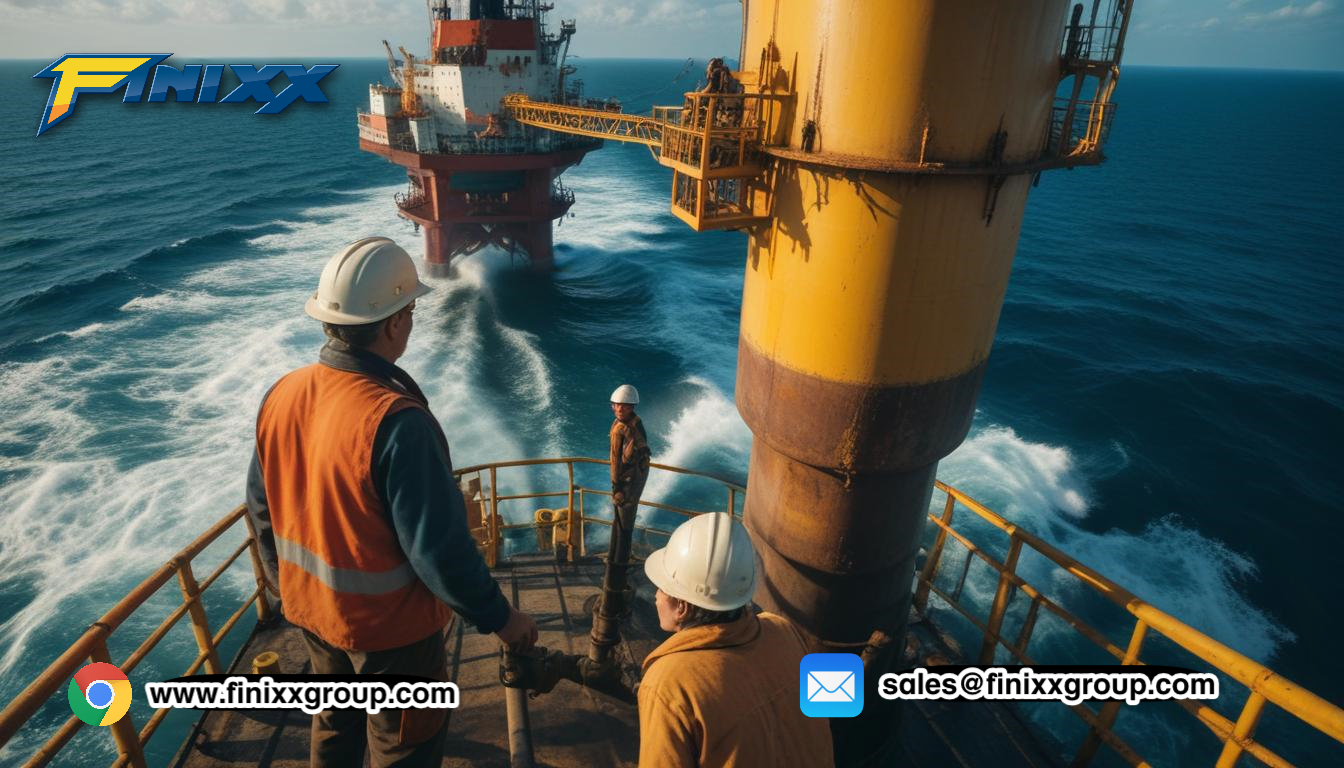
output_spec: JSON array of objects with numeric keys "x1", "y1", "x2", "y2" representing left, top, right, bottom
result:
[
  {"x1": 764, "y1": 145, "x2": 1106, "y2": 176},
  {"x1": 735, "y1": 340, "x2": 987, "y2": 474}
]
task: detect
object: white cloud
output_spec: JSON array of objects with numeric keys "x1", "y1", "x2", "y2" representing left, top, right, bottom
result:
[
  {"x1": 1243, "y1": 0, "x2": 1332, "y2": 24},
  {"x1": 1200, "y1": 16, "x2": 1222, "y2": 27},
  {"x1": 573, "y1": 0, "x2": 737, "y2": 28},
  {"x1": 0, "y1": 0, "x2": 413, "y2": 25}
]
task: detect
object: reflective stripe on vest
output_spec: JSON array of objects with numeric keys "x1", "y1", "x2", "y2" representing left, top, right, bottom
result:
[
  {"x1": 256, "y1": 363, "x2": 452, "y2": 651},
  {"x1": 274, "y1": 535, "x2": 417, "y2": 595}
]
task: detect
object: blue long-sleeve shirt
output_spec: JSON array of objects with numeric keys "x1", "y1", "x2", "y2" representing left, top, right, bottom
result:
[{"x1": 246, "y1": 406, "x2": 510, "y2": 636}]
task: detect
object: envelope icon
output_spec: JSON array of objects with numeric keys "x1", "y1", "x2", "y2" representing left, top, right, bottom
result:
[{"x1": 807, "y1": 670, "x2": 855, "y2": 702}]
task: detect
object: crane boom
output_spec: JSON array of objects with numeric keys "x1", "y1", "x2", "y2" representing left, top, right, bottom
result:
[
  {"x1": 382, "y1": 39, "x2": 403, "y2": 87},
  {"x1": 398, "y1": 46, "x2": 426, "y2": 118}
]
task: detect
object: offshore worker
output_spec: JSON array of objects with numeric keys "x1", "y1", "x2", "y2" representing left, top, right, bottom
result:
[
  {"x1": 639, "y1": 513, "x2": 835, "y2": 767},
  {"x1": 245, "y1": 237, "x2": 538, "y2": 768},
  {"x1": 609, "y1": 384, "x2": 651, "y2": 522},
  {"x1": 589, "y1": 384, "x2": 653, "y2": 661}
]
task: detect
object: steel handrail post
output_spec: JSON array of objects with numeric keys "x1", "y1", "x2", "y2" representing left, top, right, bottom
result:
[
  {"x1": 177, "y1": 561, "x2": 223, "y2": 675},
  {"x1": 247, "y1": 541, "x2": 273, "y2": 624},
  {"x1": 488, "y1": 466, "x2": 500, "y2": 568},
  {"x1": 914, "y1": 492, "x2": 957, "y2": 612},
  {"x1": 1072, "y1": 620, "x2": 1149, "y2": 766},
  {"x1": 89, "y1": 637, "x2": 146, "y2": 768},
  {"x1": 566, "y1": 460, "x2": 577, "y2": 561},
  {"x1": 578, "y1": 488, "x2": 587, "y2": 558},
  {"x1": 1214, "y1": 692, "x2": 1269, "y2": 768},
  {"x1": 978, "y1": 535, "x2": 1023, "y2": 664}
]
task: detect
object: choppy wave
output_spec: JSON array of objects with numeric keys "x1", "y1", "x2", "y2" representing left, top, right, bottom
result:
[
  {"x1": 1, "y1": 61, "x2": 1338, "y2": 765},
  {"x1": 937, "y1": 425, "x2": 1291, "y2": 664},
  {"x1": 0, "y1": 189, "x2": 546, "y2": 685}
]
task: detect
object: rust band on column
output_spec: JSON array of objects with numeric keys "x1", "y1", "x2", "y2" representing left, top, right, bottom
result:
[
  {"x1": 737, "y1": 341, "x2": 987, "y2": 474},
  {"x1": 737, "y1": 1, "x2": 1070, "y2": 764}
]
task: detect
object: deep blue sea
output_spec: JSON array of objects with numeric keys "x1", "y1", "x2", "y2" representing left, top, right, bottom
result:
[{"x1": 0, "y1": 60, "x2": 1341, "y2": 766}]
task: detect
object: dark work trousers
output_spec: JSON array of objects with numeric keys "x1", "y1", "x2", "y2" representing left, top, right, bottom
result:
[
  {"x1": 302, "y1": 627, "x2": 450, "y2": 768},
  {"x1": 612, "y1": 470, "x2": 649, "y2": 565}
]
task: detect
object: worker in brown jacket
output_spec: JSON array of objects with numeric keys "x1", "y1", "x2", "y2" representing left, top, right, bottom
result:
[
  {"x1": 608, "y1": 383, "x2": 650, "y2": 544},
  {"x1": 639, "y1": 513, "x2": 835, "y2": 767}
]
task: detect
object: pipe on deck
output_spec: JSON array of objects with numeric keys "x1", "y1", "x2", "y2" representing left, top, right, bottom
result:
[{"x1": 505, "y1": 684, "x2": 535, "y2": 768}]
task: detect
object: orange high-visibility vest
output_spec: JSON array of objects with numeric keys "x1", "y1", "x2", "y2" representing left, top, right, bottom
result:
[{"x1": 255, "y1": 363, "x2": 452, "y2": 651}]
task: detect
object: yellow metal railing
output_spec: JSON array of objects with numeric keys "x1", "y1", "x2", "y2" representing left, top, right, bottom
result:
[
  {"x1": 9, "y1": 459, "x2": 1336, "y2": 768},
  {"x1": 452, "y1": 456, "x2": 745, "y2": 567},
  {"x1": 503, "y1": 94, "x2": 665, "y2": 147},
  {"x1": 0, "y1": 506, "x2": 272, "y2": 768},
  {"x1": 505, "y1": 91, "x2": 783, "y2": 232},
  {"x1": 0, "y1": 458, "x2": 733, "y2": 767},
  {"x1": 914, "y1": 481, "x2": 1344, "y2": 767}
]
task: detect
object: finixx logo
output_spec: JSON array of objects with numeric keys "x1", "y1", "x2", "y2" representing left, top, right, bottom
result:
[{"x1": 33, "y1": 54, "x2": 338, "y2": 136}]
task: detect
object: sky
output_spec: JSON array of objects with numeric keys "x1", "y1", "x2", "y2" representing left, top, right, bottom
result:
[{"x1": 0, "y1": 0, "x2": 1341, "y2": 71}]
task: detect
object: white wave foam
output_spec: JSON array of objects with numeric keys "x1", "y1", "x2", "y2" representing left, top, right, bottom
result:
[
  {"x1": 0, "y1": 187, "x2": 535, "y2": 686},
  {"x1": 939, "y1": 425, "x2": 1292, "y2": 663},
  {"x1": 31, "y1": 321, "x2": 112, "y2": 344},
  {"x1": 940, "y1": 425, "x2": 1090, "y2": 519},
  {"x1": 118, "y1": 289, "x2": 231, "y2": 316},
  {"x1": 641, "y1": 377, "x2": 751, "y2": 504},
  {"x1": 553, "y1": 164, "x2": 671, "y2": 253},
  {"x1": 497, "y1": 325, "x2": 554, "y2": 413}
]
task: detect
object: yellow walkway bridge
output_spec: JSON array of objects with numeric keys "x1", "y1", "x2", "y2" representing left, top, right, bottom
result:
[{"x1": 504, "y1": 91, "x2": 784, "y2": 232}]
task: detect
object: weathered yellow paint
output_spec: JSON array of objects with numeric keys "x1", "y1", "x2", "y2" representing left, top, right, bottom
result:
[
  {"x1": 746, "y1": 0, "x2": 1067, "y2": 164},
  {"x1": 741, "y1": 168, "x2": 1031, "y2": 384},
  {"x1": 737, "y1": 0, "x2": 1068, "y2": 386}
]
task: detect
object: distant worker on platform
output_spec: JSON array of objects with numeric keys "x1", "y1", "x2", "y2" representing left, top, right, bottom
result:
[
  {"x1": 702, "y1": 57, "x2": 738, "y2": 94},
  {"x1": 245, "y1": 236, "x2": 538, "y2": 768},
  {"x1": 639, "y1": 513, "x2": 835, "y2": 767},
  {"x1": 609, "y1": 383, "x2": 651, "y2": 535}
]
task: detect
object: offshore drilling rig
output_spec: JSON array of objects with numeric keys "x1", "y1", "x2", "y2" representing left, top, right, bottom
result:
[
  {"x1": 506, "y1": 1, "x2": 1133, "y2": 763},
  {"x1": 357, "y1": 0, "x2": 601, "y2": 271}
]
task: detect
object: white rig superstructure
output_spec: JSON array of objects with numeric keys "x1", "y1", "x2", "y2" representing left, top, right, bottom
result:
[{"x1": 358, "y1": 0, "x2": 598, "y2": 268}]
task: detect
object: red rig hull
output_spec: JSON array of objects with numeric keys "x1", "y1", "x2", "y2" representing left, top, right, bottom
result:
[
  {"x1": 360, "y1": 138, "x2": 590, "y2": 271},
  {"x1": 359, "y1": 7, "x2": 595, "y2": 271}
]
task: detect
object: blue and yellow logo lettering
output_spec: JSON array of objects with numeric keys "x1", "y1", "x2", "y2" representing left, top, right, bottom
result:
[
  {"x1": 32, "y1": 54, "x2": 338, "y2": 136},
  {"x1": 33, "y1": 54, "x2": 168, "y2": 136}
]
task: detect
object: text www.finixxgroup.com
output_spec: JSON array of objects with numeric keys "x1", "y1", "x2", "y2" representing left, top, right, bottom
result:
[
  {"x1": 145, "y1": 677, "x2": 458, "y2": 714},
  {"x1": 879, "y1": 667, "x2": 1219, "y2": 705}
]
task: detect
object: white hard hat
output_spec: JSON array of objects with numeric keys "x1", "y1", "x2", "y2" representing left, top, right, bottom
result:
[
  {"x1": 304, "y1": 237, "x2": 431, "y2": 325},
  {"x1": 610, "y1": 384, "x2": 639, "y2": 404},
  {"x1": 644, "y1": 512, "x2": 756, "y2": 611}
]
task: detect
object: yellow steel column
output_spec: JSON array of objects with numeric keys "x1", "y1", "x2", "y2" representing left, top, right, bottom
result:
[{"x1": 738, "y1": 2, "x2": 1069, "y2": 764}]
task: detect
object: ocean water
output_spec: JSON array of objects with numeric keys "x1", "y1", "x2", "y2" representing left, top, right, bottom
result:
[{"x1": 0, "y1": 59, "x2": 1341, "y2": 765}]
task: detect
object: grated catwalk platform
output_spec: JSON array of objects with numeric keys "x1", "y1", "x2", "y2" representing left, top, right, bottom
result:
[{"x1": 171, "y1": 554, "x2": 1060, "y2": 768}]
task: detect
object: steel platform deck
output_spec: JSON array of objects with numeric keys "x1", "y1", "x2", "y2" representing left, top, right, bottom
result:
[{"x1": 170, "y1": 554, "x2": 1063, "y2": 768}]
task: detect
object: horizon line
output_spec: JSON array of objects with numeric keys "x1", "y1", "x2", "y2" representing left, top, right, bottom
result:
[{"x1": 0, "y1": 56, "x2": 1340, "y2": 73}]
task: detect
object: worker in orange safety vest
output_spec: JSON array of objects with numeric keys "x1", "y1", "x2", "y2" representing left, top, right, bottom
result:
[{"x1": 246, "y1": 236, "x2": 538, "y2": 768}]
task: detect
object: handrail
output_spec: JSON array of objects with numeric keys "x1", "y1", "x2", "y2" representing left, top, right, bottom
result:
[
  {"x1": 453, "y1": 455, "x2": 745, "y2": 492},
  {"x1": 9, "y1": 459, "x2": 1335, "y2": 768},
  {"x1": 0, "y1": 455, "x2": 730, "y2": 762},
  {"x1": 451, "y1": 456, "x2": 746, "y2": 565},
  {"x1": 504, "y1": 94, "x2": 666, "y2": 147},
  {"x1": 0, "y1": 505, "x2": 271, "y2": 767},
  {"x1": 915, "y1": 481, "x2": 1344, "y2": 767}
]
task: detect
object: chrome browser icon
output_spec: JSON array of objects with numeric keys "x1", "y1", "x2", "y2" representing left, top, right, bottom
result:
[{"x1": 799, "y1": 652, "x2": 864, "y2": 718}]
